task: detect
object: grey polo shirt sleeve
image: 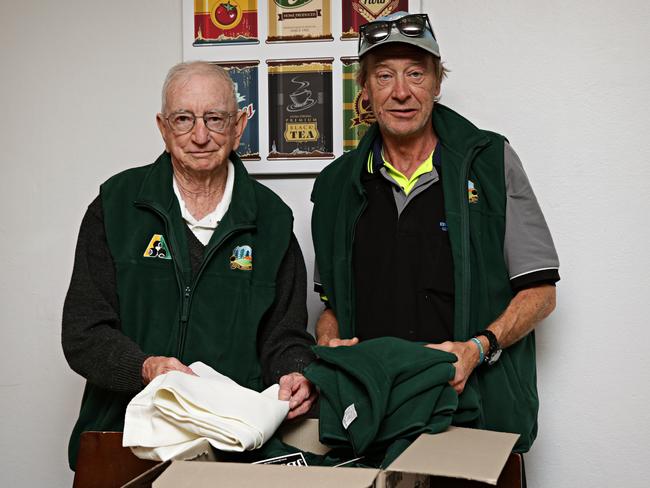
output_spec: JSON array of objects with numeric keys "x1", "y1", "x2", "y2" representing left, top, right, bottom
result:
[{"x1": 503, "y1": 142, "x2": 560, "y2": 291}]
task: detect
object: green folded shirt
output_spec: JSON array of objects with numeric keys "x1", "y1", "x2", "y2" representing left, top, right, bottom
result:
[{"x1": 304, "y1": 337, "x2": 480, "y2": 466}]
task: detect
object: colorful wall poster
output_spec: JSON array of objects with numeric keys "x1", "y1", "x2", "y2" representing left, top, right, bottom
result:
[
  {"x1": 267, "y1": 58, "x2": 334, "y2": 159},
  {"x1": 194, "y1": 0, "x2": 258, "y2": 45},
  {"x1": 267, "y1": 0, "x2": 332, "y2": 43},
  {"x1": 341, "y1": 57, "x2": 376, "y2": 152},
  {"x1": 341, "y1": 0, "x2": 408, "y2": 39},
  {"x1": 214, "y1": 61, "x2": 260, "y2": 160}
]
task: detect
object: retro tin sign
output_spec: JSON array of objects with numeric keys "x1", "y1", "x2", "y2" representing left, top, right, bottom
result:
[
  {"x1": 214, "y1": 61, "x2": 260, "y2": 160},
  {"x1": 267, "y1": 58, "x2": 334, "y2": 159},
  {"x1": 267, "y1": 0, "x2": 333, "y2": 43},
  {"x1": 341, "y1": 0, "x2": 407, "y2": 39},
  {"x1": 341, "y1": 57, "x2": 375, "y2": 152},
  {"x1": 194, "y1": 0, "x2": 258, "y2": 45}
]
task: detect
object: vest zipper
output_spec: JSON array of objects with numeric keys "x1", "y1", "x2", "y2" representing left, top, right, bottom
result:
[
  {"x1": 135, "y1": 202, "x2": 256, "y2": 359},
  {"x1": 176, "y1": 224, "x2": 255, "y2": 358},
  {"x1": 178, "y1": 285, "x2": 191, "y2": 356},
  {"x1": 347, "y1": 198, "x2": 367, "y2": 337},
  {"x1": 458, "y1": 144, "x2": 488, "y2": 340},
  {"x1": 135, "y1": 201, "x2": 191, "y2": 357}
]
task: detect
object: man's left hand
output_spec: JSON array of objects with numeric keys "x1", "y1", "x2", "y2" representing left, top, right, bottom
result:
[
  {"x1": 425, "y1": 341, "x2": 481, "y2": 394},
  {"x1": 278, "y1": 373, "x2": 317, "y2": 420}
]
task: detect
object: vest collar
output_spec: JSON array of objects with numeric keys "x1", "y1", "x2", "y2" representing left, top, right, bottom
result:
[
  {"x1": 351, "y1": 104, "x2": 492, "y2": 192},
  {"x1": 135, "y1": 151, "x2": 257, "y2": 227},
  {"x1": 432, "y1": 104, "x2": 492, "y2": 156}
]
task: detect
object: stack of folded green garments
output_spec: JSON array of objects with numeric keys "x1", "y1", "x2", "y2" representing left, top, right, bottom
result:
[{"x1": 304, "y1": 337, "x2": 480, "y2": 467}]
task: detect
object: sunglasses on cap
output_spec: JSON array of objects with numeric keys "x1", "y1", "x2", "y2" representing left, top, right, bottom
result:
[{"x1": 358, "y1": 13, "x2": 436, "y2": 51}]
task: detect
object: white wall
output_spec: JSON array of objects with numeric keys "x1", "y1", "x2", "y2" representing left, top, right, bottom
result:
[
  {"x1": 0, "y1": 1, "x2": 648, "y2": 486},
  {"x1": 0, "y1": 2, "x2": 182, "y2": 486},
  {"x1": 427, "y1": 3, "x2": 650, "y2": 487}
]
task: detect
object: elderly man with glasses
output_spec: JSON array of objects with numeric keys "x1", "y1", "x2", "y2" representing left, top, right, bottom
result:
[
  {"x1": 62, "y1": 61, "x2": 316, "y2": 471},
  {"x1": 311, "y1": 11, "x2": 559, "y2": 460}
]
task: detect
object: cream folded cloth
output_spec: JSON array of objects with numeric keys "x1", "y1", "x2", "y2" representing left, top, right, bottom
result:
[{"x1": 122, "y1": 361, "x2": 289, "y2": 461}]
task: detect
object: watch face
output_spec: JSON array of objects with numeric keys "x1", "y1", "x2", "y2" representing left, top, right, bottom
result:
[{"x1": 488, "y1": 348, "x2": 502, "y2": 365}]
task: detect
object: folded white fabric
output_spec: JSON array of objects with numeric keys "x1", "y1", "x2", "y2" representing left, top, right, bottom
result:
[{"x1": 123, "y1": 361, "x2": 289, "y2": 461}]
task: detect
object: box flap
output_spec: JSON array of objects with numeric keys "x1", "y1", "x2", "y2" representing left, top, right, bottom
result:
[
  {"x1": 122, "y1": 439, "x2": 217, "y2": 487},
  {"x1": 153, "y1": 461, "x2": 380, "y2": 487},
  {"x1": 121, "y1": 461, "x2": 171, "y2": 488},
  {"x1": 279, "y1": 418, "x2": 331, "y2": 455},
  {"x1": 386, "y1": 427, "x2": 519, "y2": 485}
]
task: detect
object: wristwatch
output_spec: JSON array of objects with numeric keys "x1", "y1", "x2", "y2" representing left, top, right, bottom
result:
[{"x1": 474, "y1": 330, "x2": 502, "y2": 366}]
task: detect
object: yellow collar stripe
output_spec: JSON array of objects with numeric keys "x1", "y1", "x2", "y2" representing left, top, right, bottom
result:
[{"x1": 383, "y1": 149, "x2": 435, "y2": 196}]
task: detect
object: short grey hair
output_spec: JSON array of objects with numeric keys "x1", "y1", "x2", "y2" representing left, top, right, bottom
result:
[{"x1": 161, "y1": 61, "x2": 237, "y2": 113}]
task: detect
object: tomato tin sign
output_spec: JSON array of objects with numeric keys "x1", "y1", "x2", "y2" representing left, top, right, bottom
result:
[{"x1": 194, "y1": 0, "x2": 258, "y2": 45}]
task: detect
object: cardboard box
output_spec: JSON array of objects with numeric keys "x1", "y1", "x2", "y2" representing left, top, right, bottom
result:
[{"x1": 123, "y1": 419, "x2": 519, "y2": 488}]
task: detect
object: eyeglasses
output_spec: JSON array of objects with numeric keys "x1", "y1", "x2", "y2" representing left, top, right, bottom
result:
[
  {"x1": 358, "y1": 13, "x2": 436, "y2": 51},
  {"x1": 163, "y1": 110, "x2": 238, "y2": 135}
]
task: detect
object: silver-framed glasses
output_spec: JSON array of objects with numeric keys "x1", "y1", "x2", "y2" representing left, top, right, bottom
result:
[{"x1": 163, "y1": 110, "x2": 239, "y2": 135}]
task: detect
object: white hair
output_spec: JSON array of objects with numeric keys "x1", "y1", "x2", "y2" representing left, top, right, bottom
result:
[{"x1": 161, "y1": 61, "x2": 237, "y2": 113}]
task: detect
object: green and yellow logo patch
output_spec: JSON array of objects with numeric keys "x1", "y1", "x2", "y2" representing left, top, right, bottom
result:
[
  {"x1": 143, "y1": 234, "x2": 171, "y2": 260},
  {"x1": 468, "y1": 180, "x2": 479, "y2": 204},
  {"x1": 230, "y1": 245, "x2": 253, "y2": 270}
]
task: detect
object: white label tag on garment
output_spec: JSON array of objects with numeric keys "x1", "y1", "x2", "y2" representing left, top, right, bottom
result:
[{"x1": 342, "y1": 403, "x2": 358, "y2": 430}]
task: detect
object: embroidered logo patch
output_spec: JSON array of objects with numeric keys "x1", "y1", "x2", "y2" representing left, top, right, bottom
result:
[
  {"x1": 143, "y1": 234, "x2": 171, "y2": 260},
  {"x1": 230, "y1": 245, "x2": 253, "y2": 271},
  {"x1": 468, "y1": 180, "x2": 479, "y2": 204}
]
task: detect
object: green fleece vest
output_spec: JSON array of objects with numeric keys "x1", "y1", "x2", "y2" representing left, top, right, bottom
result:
[
  {"x1": 68, "y1": 152, "x2": 293, "y2": 468},
  {"x1": 311, "y1": 105, "x2": 538, "y2": 452}
]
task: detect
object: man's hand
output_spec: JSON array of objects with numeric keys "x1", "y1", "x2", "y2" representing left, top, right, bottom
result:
[
  {"x1": 142, "y1": 356, "x2": 196, "y2": 385},
  {"x1": 326, "y1": 337, "x2": 359, "y2": 347},
  {"x1": 315, "y1": 306, "x2": 360, "y2": 347},
  {"x1": 278, "y1": 373, "x2": 318, "y2": 420},
  {"x1": 426, "y1": 340, "x2": 481, "y2": 394}
]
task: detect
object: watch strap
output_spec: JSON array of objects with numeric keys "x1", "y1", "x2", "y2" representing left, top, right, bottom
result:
[{"x1": 474, "y1": 329, "x2": 501, "y2": 365}]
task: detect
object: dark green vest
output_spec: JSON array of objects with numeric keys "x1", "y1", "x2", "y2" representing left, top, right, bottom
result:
[
  {"x1": 68, "y1": 152, "x2": 294, "y2": 468},
  {"x1": 311, "y1": 105, "x2": 538, "y2": 452}
]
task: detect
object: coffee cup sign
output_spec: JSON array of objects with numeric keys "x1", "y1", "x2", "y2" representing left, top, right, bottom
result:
[
  {"x1": 287, "y1": 78, "x2": 317, "y2": 112},
  {"x1": 267, "y1": 58, "x2": 334, "y2": 159}
]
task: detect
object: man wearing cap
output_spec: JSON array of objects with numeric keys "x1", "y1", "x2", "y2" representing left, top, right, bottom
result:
[{"x1": 311, "y1": 11, "x2": 559, "y2": 456}]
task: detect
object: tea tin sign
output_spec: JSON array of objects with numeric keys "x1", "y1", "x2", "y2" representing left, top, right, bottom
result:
[
  {"x1": 267, "y1": 0, "x2": 333, "y2": 43},
  {"x1": 267, "y1": 58, "x2": 334, "y2": 159},
  {"x1": 341, "y1": 0, "x2": 408, "y2": 39},
  {"x1": 194, "y1": 0, "x2": 258, "y2": 45},
  {"x1": 341, "y1": 57, "x2": 376, "y2": 152},
  {"x1": 214, "y1": 61, "x2": 260, "y2": 160}
]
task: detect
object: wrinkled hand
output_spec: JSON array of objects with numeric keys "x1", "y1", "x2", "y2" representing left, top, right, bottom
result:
[
  {"x1": 425, "y1": 341, "x2": 480, "y2": 394},
  {"x1": 278, "y1": 373, "x2": 318, "y2": 420},
  {"x1": 326, "y1": 337, "x2": 359, "y2": 347},
  {"x1": 142, "y1": 356, "x2": 196, "y2": 385}
]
